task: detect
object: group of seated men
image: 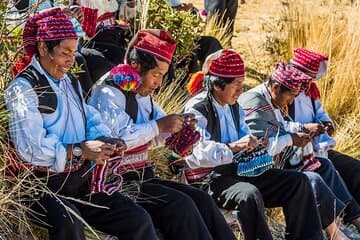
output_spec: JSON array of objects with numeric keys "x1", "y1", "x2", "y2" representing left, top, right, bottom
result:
[{"x1": 4, "y1": 3, "x2": 360, "y2": 240}]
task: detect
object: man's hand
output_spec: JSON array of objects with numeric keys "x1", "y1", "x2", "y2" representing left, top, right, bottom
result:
[
  {"x1": 227, "y1": 135, "x2": 259, "y2": 153},
  {"x1": 156, "y1": 114, "x2": 184, "y2": 134},
  {"x1": 183, "y1": 113, "x2": 197, "y2": 129},
  {"x1": 96, "y1": 137, "x2": 127, "y2": 156},
  {"x1": 322, "y1": 121, "x2": 335, "y2": 136},
  {"x1": 291, "y1": 132, "x2": 312, "y2": 147},
  {"x1": 259, "y1": 138, "x2": 269, "y2": 149},
  {"x1": 303, "y1": 123, "x2": 326, "y2": 137},
  {"x1": 81, "y1": 140, "x2": 115, "y2": 165}
]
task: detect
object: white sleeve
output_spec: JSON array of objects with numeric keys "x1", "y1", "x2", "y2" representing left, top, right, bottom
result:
[
  {"x1": 148, "y1": 101, "x2": 169, "y2": 148},
  {"x1": 283, "y1": 120, "x2": 303, "y2": 133},
  {"x1": 314, "y1": 99, "x2": 332, "y2": 123},
  {"x1": 268, "y1": 134, "x2": 293, "y2": 156},
  {"x1": 183, "y1": 108, "x2": 233, "y2": 169},
  {"x1": 87, "y1": 86, "x2": 159, "y2": 149},
  {"x1": 5, "y1": 78, "x2": 67, "y2": 172}
]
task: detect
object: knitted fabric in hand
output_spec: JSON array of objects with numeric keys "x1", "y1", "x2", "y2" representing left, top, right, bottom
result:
[
  {"x1": 233, "y1": 145, "x2": 274, "y2": 177},
  {"x1": 91, "y1": 157, "x2": 123, "y2": 196},
  {"x1": 81, "y1": 6, "x2": 98, "y2": 37},
  {"x1": 109, "y1": 64, "x2": 141, "y2": 92},
  {"x1": 165, "y1": 125, "x2": 201, "y2": 157}
]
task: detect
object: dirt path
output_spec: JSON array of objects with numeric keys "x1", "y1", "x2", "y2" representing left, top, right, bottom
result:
[{"x1": 193, "y1": 0, "x2": 284, "y2": 83}]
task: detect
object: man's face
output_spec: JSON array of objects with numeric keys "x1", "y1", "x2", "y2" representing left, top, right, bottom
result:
[
  {"x1": 39, "y1": 39, "x2": 78, "y2": 79},
  {"x1": 270, "y1": 83, "x2": 299, "y2": 108},
  {"x1": 214, "y1": 77, "x2": 244, "y2": 105},
  {"x1": 136, "y1": 59, "x2": 169, "y2": 96}
]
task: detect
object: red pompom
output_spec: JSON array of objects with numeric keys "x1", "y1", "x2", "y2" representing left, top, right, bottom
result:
[{"x1": 187, "y1": 72, "x2": 205, "y2": 96}]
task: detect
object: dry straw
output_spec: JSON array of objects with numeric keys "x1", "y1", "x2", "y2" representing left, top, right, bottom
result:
[{"x1": 285, "y1": 0, "x2": 360, "y2": 158}]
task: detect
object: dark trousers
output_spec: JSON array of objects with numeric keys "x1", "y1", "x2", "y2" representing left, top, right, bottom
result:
[
  {"x1": 89, "y1": 28, "x2": 128, "y2": 65},
  {"x1": 188, "y1": 36, "x2": 223, "y2": 74},
  {"x1": 166, "y1": 36, "x2": 223, "y2": 86},
  {"x1": 29, "y1": 163, "x2": 158, "y2": 240},
  {"x1": 328, "y1": 150, "x2": 360, "y2": 205},
  {"x1": 286, "y1": 156, "x2": 359, "y2": 227},
  {"x1": 122, "y1": 167, "x2": 236, "y2": 240},
  {"x1": 75, "y1": 48, "x2": 114, "y2": 97},
  {"x1": 314, "y1": 157, "x2": 360, "y2": 223},
  {"x1": 206, "y1": 177, "x2": 272, "y2": 240},
  {"x1": 208, "y1": 165, "x2": 323, "y2": 240},
  {"x1": 204, "y1": 0, "x2": 238, "y2": 34},
  {"x1": 302, "y1": 171, "x2": 346, "y2": 228}
]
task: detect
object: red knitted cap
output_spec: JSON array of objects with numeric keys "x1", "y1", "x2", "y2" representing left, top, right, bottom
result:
[
  {"x1": 208, "y1": 49, "x2": 245, "y2": 78},
  {"x1": 23, "y1": 7, "x2": 77, "y2": 57},
  {"x1": 290, "y1": 48, "x2": 328, "y2": 76},
  {"x1": 126, "y1": 30, "x2": 176, "y2": 64},
  {"x1": 272, "y1": 62, "x2": 312, "y2": 92}
]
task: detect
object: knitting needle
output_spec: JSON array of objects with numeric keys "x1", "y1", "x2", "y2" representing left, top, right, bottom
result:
[{"x1": 81, "y1": 156, "x2": 120, "y2": 178}]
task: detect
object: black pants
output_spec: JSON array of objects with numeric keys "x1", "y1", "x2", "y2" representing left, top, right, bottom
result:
[
  {"x1": 204, "y1": 0, "x2": 238, "y2": 35},
  {"x1": 208, "y1": 165, "x2": 323, "y2": 240},
  {"x1": 122, "y1": 167, "x2": 236, "y2": 240},
  {"x1": 166, "y1": 36, "x2": 223, "y2": 86},
  {"x1": 328, "y1": 150, "x2": 360, "y2": 205},
  {"x1": 286, "y1": 156, "x2": 360, "y2": 227},
  {"x1": 89, "y1": 28, "x2": 128, "y2": 65},
  {"x1": 29, "y1": 164, "x2": 158, "y2": 240},
  {"x1": 75, "y1": 48, "x2": 114, "y2": 97},
  {"x1": 315, "y1": 156, "x2": 360, "y2": 223},
  {"x1": 188, "y1": 36, "x2": 223, "y2": 74}
]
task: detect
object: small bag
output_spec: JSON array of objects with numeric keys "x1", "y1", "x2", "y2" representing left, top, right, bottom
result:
[
  {"x1": 233, "y1": 146, "x2": 273, "y2": 177},
  {"x1": 91, "y1": 157, "x2": 123, "y2": 196}
]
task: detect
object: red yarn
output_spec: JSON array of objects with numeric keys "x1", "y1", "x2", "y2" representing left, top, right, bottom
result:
[
  {"x1": 187, "y1": 72, "x2": 205, "y2": 96},
  {"x1": 81, "y1": 6, "x2": 98, "y2": 37},
  {"x1": 165, "y1": 125, "x2": 201, "y2": 157},
  {"x1": 306, "y1": 82, "x2": 321, "y2": 100}
]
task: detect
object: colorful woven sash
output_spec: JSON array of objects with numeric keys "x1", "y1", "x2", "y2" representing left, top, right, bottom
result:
[
  {"x1": 5, "y1": 146, "x2": 85, "y2": 178},
  {"x1": 183, "y1": 167, "x2": 213, "y2": 183}
]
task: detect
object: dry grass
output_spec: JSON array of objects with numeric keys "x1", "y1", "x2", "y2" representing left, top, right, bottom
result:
[
  {"x1": 284, "y1": 0, "x2": 360, "y2": 158},
  {"x1": 202, "y1": 12, "x2": 233, "y2": 48}
]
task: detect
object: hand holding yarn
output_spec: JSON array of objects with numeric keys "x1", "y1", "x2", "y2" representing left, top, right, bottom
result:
[{"x1": 165, "y1": 114, "x2": 200, "y2": 157}]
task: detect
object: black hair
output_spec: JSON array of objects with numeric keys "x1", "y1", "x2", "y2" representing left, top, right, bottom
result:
[
  {"x1": 204, "y1": 74, "x2": 235, "y2": 92},
  {"x1": 35, "y1": 39, "x2": 62, "y2": 55},
  {"x1": 268, "y1": 76, "x2": 293, "y2": 93},
  {"x1": 127, "y1": 48, "x2": 163, "y2": 76}
]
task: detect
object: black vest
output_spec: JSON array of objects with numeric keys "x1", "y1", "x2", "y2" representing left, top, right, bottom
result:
[
  {"x1": 105, "y1": 80, "x2": 154, "y2": 123},
  {"x1": 17, "y1": 65, "x2": 83, "y2": 114},
  {"x1": 192, "y1": 96, "x2": 240, "y2": 142},
  {"x1": 192, "y1": 95, "x2": 241, "y2": 175}
]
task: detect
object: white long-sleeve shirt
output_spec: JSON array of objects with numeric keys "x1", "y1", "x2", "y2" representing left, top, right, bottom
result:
[
  {"x1": 88, "y1": 82, "x2": 168, "y2": 150},
  {"x1": 5, "y1": 56, "x2": 111, "y2": 172},
  {"x1": 183, "y1": 91, "x2": 251, "y2": 169},
  {"x1": 292, "y1": 92, "x2": 336, "y2": 154}
]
